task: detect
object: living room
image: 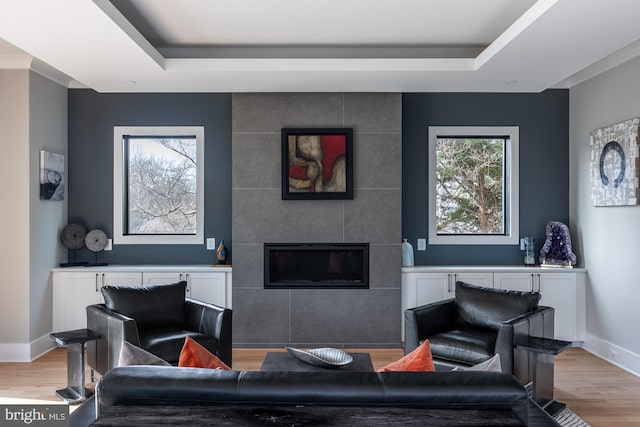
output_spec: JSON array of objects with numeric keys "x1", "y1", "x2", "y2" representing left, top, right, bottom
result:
[{"x1": 1, "y1": 1, "x2": 640, "y2": 426}]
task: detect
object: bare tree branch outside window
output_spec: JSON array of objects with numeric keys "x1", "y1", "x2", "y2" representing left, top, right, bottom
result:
[
  {"x1": 126, "y1": 137, "x2": 197, "y2": 235},
  {"x1": 435, "y1": 137, "x2": 505, "y2": 235}
]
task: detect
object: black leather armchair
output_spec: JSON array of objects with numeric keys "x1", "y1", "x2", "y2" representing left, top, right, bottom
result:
[
  {"x1": 87, "y1": 281, "x2": 232, "y2": 375},
  {"x1": 404, "y1": 281, "x2": 554, "y2": 386}
]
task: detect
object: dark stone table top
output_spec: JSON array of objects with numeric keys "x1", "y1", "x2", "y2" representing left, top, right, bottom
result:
[
  {"x1": 260, "y1": 351, "x2": 374, "y2": 372},
  {"x1": 91, "y1": 404, "x2": 525, "y2": 426}
]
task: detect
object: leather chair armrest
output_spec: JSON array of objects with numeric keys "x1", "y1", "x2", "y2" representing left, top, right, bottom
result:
[
  {"x1": 496, "y1": 306, "x2": 555, "y2": 383},
  {"x1": 185, "y1": 299, "x2": 233, "y2": 367},
  {"x1": 404, "y1": 299, "x2": 456, "y2": 354},
  {"x1": 86, "y1": 304, "x2": 140, "y2": 375}
]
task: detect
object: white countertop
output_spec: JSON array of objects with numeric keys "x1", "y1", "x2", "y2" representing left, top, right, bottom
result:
[{"x1": 52, "y1": 264, "x2": 232, "y2": 272}]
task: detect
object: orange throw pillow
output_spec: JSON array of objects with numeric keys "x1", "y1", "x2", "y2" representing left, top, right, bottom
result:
[
  {"x1": 178, "y1": 336, "x2": 230, "y2": 370},
  {"x1": 378, "y1": 340, "x2": 435, "y2": 372}
]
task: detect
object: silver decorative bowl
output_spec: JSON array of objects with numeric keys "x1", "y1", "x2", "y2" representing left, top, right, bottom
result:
[{"x1": 285, "y1": 347, "x2": 354, "y2": 368}]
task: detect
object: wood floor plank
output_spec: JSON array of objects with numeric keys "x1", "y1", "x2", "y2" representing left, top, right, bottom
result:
[{"x1": 1, "y1": 346, "x2": 638, "y2": 426}]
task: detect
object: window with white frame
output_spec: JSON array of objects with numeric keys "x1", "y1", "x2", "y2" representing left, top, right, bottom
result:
[
  {"x1": 113, "y1": 126, "x2": 204, "y2": 245},
  {"x1": 428, "y1": 126, "x2": 519, "y2": 245}
]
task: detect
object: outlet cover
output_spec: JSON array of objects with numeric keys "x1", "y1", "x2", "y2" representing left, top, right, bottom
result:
[
  {"x1": 206, "y1": 238, "x2": 216, "y2": 250},
  {"x1": 417, "y1": 238, "x2": 427, "y2": 251},
  {"x1": 105, "y1": 239, "x2": 113, "y2": 251}
]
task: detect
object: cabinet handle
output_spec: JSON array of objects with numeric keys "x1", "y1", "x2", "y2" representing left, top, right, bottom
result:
[
  {"x1": 447, "y1": 274, "x2": 452, "y2": 293},
  {"x1": 530, "y1": 274, "x2": 534, "y2": 292},
  {"x1": 179, "y1": 273, "x2": 183, "y2": 281},
  {"x1": 537, "y1": 274, "x2": 541, "y2": 293},
  {"x1": 95, "y1": 273, "x2": 99, "y2": 292},
  {"x1": 102, "y1": 273, "x2": 105, "y2": 288},
  {"x1": 185, "y1": 273, "x2": 191, "y2": 293}
]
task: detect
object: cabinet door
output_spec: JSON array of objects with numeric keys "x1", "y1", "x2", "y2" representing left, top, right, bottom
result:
[
  {"x1": 414, "y1": 273, "x2": 452, "y2": 307},
  {"x1": 142, "y1": 272, "x2": 184, "y2": 285},
  {"x1": 57, "y1": 272, "x2": 102, "y2": 331},
  {"x1": 101, "y1": 272, "x2": 143, "y2": 288},
  {"x1": 452, "y1": 272, "x2": 494, "y2": 289},
  {"x1": 185, "y1": 272, "x2": 227, "y2": 306},
  {"x1": 538, "y1": 273, "x2": 577, "y2": 341},
  {"x1": 494, "y1": 272, "x2": 536, "y2": 292}
]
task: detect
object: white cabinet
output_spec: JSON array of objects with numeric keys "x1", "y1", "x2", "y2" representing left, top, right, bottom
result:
[
  {"x1": 53, "y1": 271, "x2": 142, "y2": 332},
  {"x1": 402, "y1": 270, "x2": 493, "y2": 310},
  {"x1": 494, "y1": 271, "x2": 582, "y2": 341},
  {"x1": 494, "y1": 272, "x2": 537, "y2": 293},
  {"x1": 402, "y1": 267, "x2": 586, "y2": 342},
  {"x1": 52, "y1": 266, "x2": 232, "y2": 332},
  {"x1": 143, "y1": 271, "x2": 228, "y2": 307}
]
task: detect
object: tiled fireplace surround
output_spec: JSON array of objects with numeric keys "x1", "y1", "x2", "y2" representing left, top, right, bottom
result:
[{"x1": 232, "y1": 93, "x2": 402, "y2": 347}]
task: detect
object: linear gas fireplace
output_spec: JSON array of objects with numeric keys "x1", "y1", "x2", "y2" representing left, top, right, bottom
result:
[{"x1": 264, "y1": 243, "x2": 369, "y2": 289}]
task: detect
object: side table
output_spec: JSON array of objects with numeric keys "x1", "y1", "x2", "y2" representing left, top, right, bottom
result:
[
  {"x1": 517, "y1": 336, "x2": 571, "y2": 416},
  {"x1": 50, "y1": 328, "x2": 100, "y2": 403}
]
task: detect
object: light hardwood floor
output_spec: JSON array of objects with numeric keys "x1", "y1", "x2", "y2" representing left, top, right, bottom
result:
[{"x1": 0, "y1": 347, "x2": 638, "y2": 426}]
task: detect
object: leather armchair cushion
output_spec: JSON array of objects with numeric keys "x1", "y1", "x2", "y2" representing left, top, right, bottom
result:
[
  {"x1": 428, "y1": 327, "x2": 497, "y2": 366},
  {"x1": 102, "y1": 281, "x2": 187, "y2": 329},
  {"x1": 139, "y1": 327, "x2": 219, "y2": 365},
  {"x1": 455, "y1": 281, "x2": 541, "y2": 330}
]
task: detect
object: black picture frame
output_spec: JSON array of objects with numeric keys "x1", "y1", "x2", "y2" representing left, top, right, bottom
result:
[{"x1": 281, "y1": 128, "x2": 353, "y2": 200}]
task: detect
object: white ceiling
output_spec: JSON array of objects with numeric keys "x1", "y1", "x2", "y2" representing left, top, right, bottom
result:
[{"x1": 1, "y1": 0, "x2": 640, "y2": 93}]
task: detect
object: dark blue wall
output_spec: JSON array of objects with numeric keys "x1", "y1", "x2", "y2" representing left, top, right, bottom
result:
[
  {"x1": 402, "y1": 90, "x2": 570, "y2": 265},
  {"x1": 67, "y1": 90, "x2": 232, "y2": 264}
]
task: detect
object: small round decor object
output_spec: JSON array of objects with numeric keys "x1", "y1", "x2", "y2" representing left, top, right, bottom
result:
[
  {"x1": 285, "y1": 346, "x2": 353, "y2": 368},
  {"x1": 85, "y1": 229, "x2": 108, "y2": 253},
  {"x1": 60, "y1": 223, "x2": 87, "y2": 250}
]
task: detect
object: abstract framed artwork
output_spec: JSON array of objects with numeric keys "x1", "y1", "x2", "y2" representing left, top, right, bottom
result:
[
  {"x1": 39, "y1": 150, "x2": 65, "y2": 201},
  {"x1": 281, "y1": 128, "x2": 353, "y2": 200},
  {"x1": 590, "y1": 118, "x2": 640, "y2": 206}
]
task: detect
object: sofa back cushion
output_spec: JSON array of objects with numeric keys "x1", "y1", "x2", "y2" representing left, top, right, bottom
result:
[
  {"x1": 455, "y1": 281, "x2": 540, "y2": 330},
  {"x1": 102, "y1": 281, "x2": 187, "y2": 329}
]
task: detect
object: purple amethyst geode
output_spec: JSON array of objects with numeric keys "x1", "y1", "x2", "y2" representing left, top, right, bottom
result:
[{"x1": 539, "y1": 221, "x2": 577, "y2": 267}]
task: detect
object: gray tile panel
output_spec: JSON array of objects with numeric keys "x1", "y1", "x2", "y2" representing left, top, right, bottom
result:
[
  {"x1": 232, "y1": 133, "x2": 280, "y2": 189},
  {"x1": 368, "y1": 244, "x2": 402, "y2": 288},
  {"x1": 233, "y1": 189, "x2": 344, "y2": 243},
  {"x1": 232, "y1": 93, "x2": 343, "y2": 133},
  {"x1": 354, "y1": 133, "x2": 402, "y2": 189},
  {"x1": 230, "y1": 243, "x2": 263, "y2": 287},
  {"x1": 290, "y1": 289, "x2": 401, "y2": 345},
  {"x1": 232, "y1": 288, "x2": 291, "y2": 345},
  {"x1": 344, "y1": 93, "x2": 402, "y2": 133},
  {"x1": 344, "y1": 189, "x2": 402, "y2": 244}
]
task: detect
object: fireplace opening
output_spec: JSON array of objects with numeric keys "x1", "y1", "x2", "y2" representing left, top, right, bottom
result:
[{"x1": 264, "y1": 243, "x2": 369, "y2": 289}]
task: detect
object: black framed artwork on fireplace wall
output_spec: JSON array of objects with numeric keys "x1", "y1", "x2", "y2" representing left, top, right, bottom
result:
[{"x1": 281, "y1": 128, "x2": 353, "y2": 200}]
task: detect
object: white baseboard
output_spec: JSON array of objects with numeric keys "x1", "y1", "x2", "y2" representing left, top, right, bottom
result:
[
  {"x1": 0, "y1": 333, "x2": 56, "y2": 362},
  {"x1": 582, "y1": 333, "x2": 640, "y2": 377}
]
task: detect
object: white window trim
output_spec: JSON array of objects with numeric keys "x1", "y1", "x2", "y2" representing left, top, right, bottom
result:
[
  {"x1": 428, "y1": 126, "x2": 519, "y2": 245},
  {"x1": 113, "y1": 126, "x2": 205, "y2": 245}
]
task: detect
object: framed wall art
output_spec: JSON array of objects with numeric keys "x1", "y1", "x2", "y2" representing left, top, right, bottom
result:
[
  {"x1": 40, "y1": 150, "x2": 65, "y2": 201},
  {"x1": 281, "y1": 128, "x2": 353, "y2": 200},
  {"x1": 590, "y1": 118, "x2": 640, "y2": 206}
]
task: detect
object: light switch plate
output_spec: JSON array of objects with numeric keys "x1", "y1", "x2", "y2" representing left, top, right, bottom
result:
[
  {"x1": 104, "y1": 239, "x2": 113, "y2": 251},
  {"x1": 206, "y1": 238, "x2": 216, "y2": 250},
  {"x1": 417, "y1": 238, "x2": 427, "y2": 251}
]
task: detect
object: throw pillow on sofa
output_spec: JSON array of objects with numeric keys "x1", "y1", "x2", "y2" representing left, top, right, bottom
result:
[
  {"x1": 118, "y1": 341, "x2": 171, "y2": 367},
  {"x1": 452, "y1": 353, "x2": 502, "y2": 372},
  {"x1": 378, "y1": 340, "x2": 435, "y2": 372},
  {"x1": 179, "y1": 336, "x2": 230, "y2": 370}
]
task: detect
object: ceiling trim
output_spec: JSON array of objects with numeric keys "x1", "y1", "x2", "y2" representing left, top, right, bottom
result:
[{"x1": 92, "y1": 0, "x2": 165, "y2": 69}]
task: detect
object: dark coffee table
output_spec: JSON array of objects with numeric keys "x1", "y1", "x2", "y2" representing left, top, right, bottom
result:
[{"x1": 260, "y1": 351, "x2": 374, "y2": 372}]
